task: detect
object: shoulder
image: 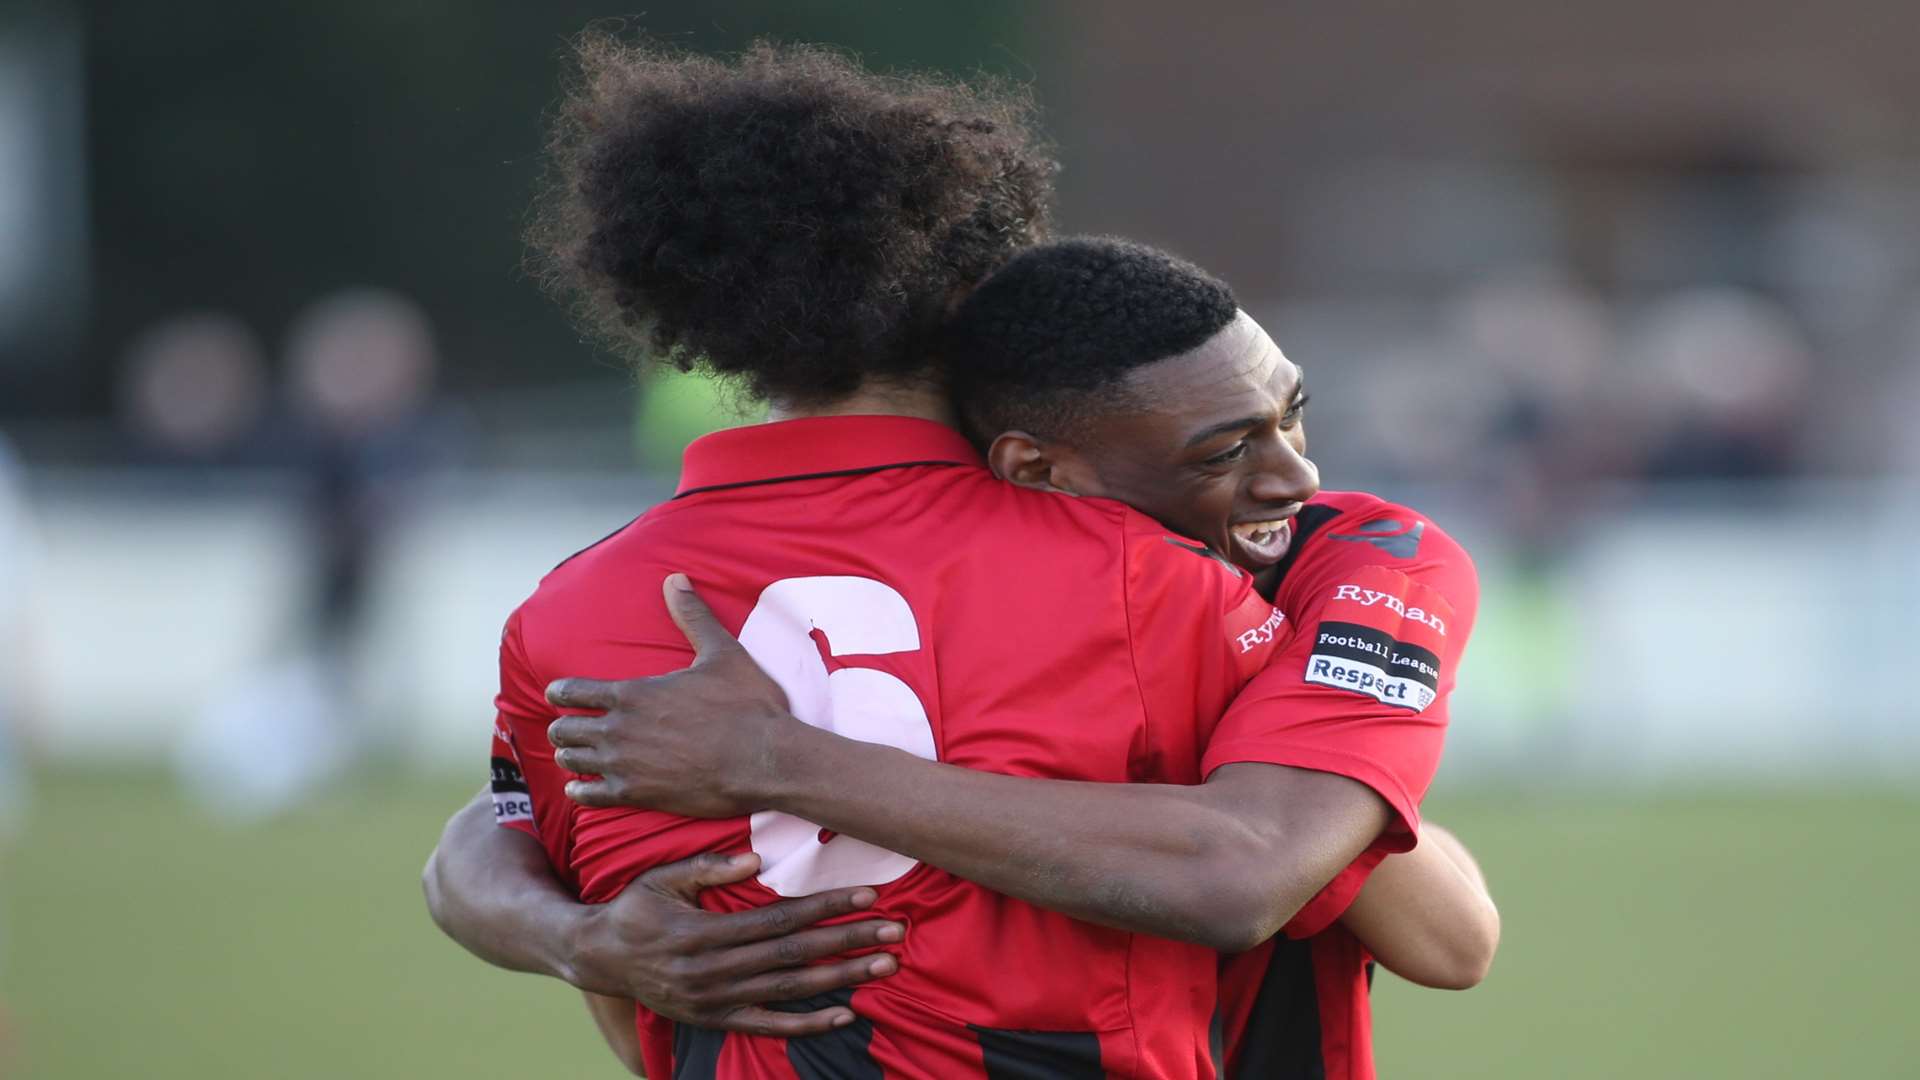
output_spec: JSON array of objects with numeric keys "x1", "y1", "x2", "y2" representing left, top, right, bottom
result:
[
  {"x1": 1290, "y1": 491, "x2": 1475, "y2": 593},
  {"x1": 1102, "y1": 499, "x2": 1281, "y2": 670},
  {"x1": 507, "y1": 506, "x2": 682, "y2": 663},
  {"x1": 1280, "y1": 491, "x2": 1478, "y2": 646},
  {"x1": 1099, "y1": 496, "x2": 1251, "y2": 593},
  {"x1": 936, "y1": 477, "x2": 1263, "y2": 629},
  {"x1": 944, "y1": 474, "x2": 1237, "y2": 580},
  {"x1": 969, "y1": 475, "x2": 1144, "y2": 545},
  {"x1": 934, "y1": 479, "x2": 1271, "y2": 653}
]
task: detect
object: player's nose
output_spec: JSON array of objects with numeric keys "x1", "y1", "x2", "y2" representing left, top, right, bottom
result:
[{"x1": 1248, "y1": 439, "x2": 1319, "y2": 506}]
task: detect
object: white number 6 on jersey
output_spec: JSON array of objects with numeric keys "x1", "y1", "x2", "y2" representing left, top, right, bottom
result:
[{"x1": 736, "y1": 576, "x2": 936, "y2": 896}]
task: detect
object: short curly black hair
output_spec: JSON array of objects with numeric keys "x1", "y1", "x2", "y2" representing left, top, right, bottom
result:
[
  {"x1": 943, "y1": 236, "x2": 1239, "y2": 443},
  {"x1": 527, "y1": 35, "x2": 1057, "y2": 406}
]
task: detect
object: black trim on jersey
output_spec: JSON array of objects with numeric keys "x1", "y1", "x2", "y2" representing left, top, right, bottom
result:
[
  {"x1": 1209, "y1": 1007, "x2": 1228, "y2": 1075},
  {"x1": 1163, "y1": 536, "x2": 1247, "y2": 578},
  {"x1": 549, "y1": 512, "x2": 648, "y2": 574},
  {"x1": 672, "y1": 1022, "x2": 725, "y2": 1080},
  {"x1": 969, "y1": 1025, "x2": 1105, "y2": 1079},
  {"x1": 1230, "y1": 936, "x2": 1325, "y2": 1080},
  {"x1": 1256, "y1": 504, "x2": 1344, "y2": 602},
  {"x1": 547, "y1": 460, "x2": 968, "y2": 575},
  {"x1": 773, "y1": 990, "x2": 882, "y2": 1079},
  {"x1": 675, "y1": 460, "x2": 969, "y2": 501},
  {"x1": 1328, "y1": 518, "x2": 1425, "y2": 559}
]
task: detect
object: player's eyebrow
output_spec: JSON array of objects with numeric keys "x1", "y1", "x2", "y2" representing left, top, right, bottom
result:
[
  {"x1": 1184, "y1": 415, "x2": 1265, "y2": 448},
  {"x1": 1184, "y1": 364, "x2": 1306, "y2": 447}
]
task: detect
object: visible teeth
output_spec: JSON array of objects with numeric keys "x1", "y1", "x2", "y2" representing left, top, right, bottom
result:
[{"x1": 1233, "y1": 520, "x2": 1287, "y2": 540}]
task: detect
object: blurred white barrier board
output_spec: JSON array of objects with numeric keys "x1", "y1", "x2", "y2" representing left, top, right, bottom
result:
[{"x1": 15, "y1": 470, "x2": 1919, "y2": 782}]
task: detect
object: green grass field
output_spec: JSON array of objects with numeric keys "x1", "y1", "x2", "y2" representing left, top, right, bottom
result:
[{"x1": 4, "y1": 771, "x2": 1915, "y2": 1078}]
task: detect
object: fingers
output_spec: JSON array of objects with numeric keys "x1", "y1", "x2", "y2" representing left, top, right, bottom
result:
[
  {"x1": 546, "y1": 713, "x2": 598, "y2": 749},
  {"x1": 720, "y1": 952, "x2": 899, "y2": 1011},
  {"x1": 633, "y1": 851, "x2": 764, "y2": 900},
  {"x1": 548, "y1": 714, "x2": 608, "y2": 777},
  {"x1": 662, "y1": 574, "x2": 745, "y2": 664},
  {"x1": 563, "y1": 776, "x2": 625, "y2": 807},
  {"x1": 704, "y1": 886, "x2": 881, "y2": 945},
  {"x1": 711, "y1": 1003, "x2": 860, "y2": 1038},
  {"x1": 553, "y1": 746, "x2": 601, "y2": 778},
  {"x1": 546, "y1": 677, "x2": 619, "y2": 712},
  {"x1": 702, "y1": 919, "x2": 906, "y2": 981}
]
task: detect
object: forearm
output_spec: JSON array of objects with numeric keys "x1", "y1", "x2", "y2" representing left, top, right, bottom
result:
[
  {"x1": 769, "y1": 731, "x2": 1384, "y2": 952},
  {"x1": 422, "y1": 789, "x2": 590, "y2": 986},
  {"x1": 1422, "y1": 821, "x2": 1491, "y2": 894},
  {"x1": 1339, "y1": 822, "x2": 1498, "y2": 989}
]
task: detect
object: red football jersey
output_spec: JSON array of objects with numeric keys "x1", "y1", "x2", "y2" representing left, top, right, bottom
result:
[
  {"x1": 1210, "y1": 491, "x2": 1480, "y2": 1080},
  {"x1": 489, "y1": 416, "x2": 1288, "y2": 1080}
]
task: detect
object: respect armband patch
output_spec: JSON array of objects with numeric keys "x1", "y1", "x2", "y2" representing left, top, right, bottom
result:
[
  {"x1": 1303, "y1": 564, "x2": 1453, "y2": 712},
  {"x1": 491, "y1": 755, "x2": 535, "y2": 828}
]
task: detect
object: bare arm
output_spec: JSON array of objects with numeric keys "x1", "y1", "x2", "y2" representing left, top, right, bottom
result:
[
  {"x1": 421, "y1": 788, "x2": 903, "y2": 1035},
  {"x1": 421, "y1": 790, "x2": 588, "y2": 982},
  {"x1": 1338, "y1": 822, "x2": 1499, "y2": 989},
  {"x1": 582, "y1": 992, "x2": 647, "y2": 1076},
  {"x1": 547, "y1": 580, "x2": 1391, "y2": 954},
  {"x1": 781, "y1": 740, "x2": 1386, "y2": 953}
]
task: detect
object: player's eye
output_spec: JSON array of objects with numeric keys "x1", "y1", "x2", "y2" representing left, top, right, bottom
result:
[
  {"x1": 1281, "y1": 392, "x2": 1311, "y2": 428},
  {"x1": 1204, "y1": 441, "x2": 1250, "y2": 466}
]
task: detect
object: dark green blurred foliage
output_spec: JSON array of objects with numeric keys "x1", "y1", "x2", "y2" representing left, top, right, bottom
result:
[{"x1": 29, "y1": 1, "x2": 1034, "y2": 418}]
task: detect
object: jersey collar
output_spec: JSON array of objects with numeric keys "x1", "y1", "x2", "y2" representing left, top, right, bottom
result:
[{"x1": 675, "y1": 415, "x2": 984, "y2": 497}]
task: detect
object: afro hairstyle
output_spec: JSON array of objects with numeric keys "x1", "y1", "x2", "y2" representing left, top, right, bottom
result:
[{"x1": 526, "y1": 35, "x2": 1057, "y2": 406}]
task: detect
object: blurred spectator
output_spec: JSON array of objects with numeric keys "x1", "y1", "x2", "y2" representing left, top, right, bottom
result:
[
  {"x1": 1627, "y1": 289, "x2": 1813, "y2": 481},
  {"x1": 1350, "y1": 337, "x2": 1512, "y2": 505},
  {"x1": 1427, "y1": 275, "x2": 1618, "y2": 754},
  {"x1": 117, "y1": 312, "x2": 270, "y2": 465},
  {"x1": 284, "y1": 287, "x2": 448, "y2": 653},
  {"x1": 175, "y1": 288, "x2": 456, "y2": 818},
  {"x1": 1441, "y1": 272, "x2": 1627, "y2": 553},
  {"x1": 1454, "y1": 274, "x2": 1611, "y2": 413}
]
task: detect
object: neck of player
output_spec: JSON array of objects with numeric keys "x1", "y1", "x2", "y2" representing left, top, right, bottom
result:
[{"x1": 767, "y1": 374, "x2": 958, "y2": 428}]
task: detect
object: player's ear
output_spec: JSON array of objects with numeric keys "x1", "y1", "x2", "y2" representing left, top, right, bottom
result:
[{"x1": 988, "y1": 430, "x2": 1077, "y2": 493}]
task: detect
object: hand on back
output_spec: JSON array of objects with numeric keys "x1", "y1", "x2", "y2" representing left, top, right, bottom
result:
[
  {"x1": 546, "y1": 574, "x2": 796, "y2": 817},
  {"x1": 576, "y1": 850, "x2": 903, "y2": 1036}
]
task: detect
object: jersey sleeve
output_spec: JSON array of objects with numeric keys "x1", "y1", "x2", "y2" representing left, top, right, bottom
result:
[
  {"x1": 1120, "y1": 513, "x2": 1289, "y2": 782},
  {"x1": 489, "y1": 607, "x2": 578, "y2": 886},
  {"x1": 1281, "y1": 848, "x2": 1388, "y2": 939},
  {"x1": 1203, "y1": 509, "x2": 1478, "y2": 917}
]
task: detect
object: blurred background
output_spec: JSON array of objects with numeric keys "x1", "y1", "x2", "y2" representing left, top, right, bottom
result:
[{"x1": 2, "y1": 1, "x2": 1917, "y2": 1076}]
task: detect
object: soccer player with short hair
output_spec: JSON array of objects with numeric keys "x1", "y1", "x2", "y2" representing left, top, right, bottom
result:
[
  {"x1": 952, "y1": 238, "x2": 1497, "y2": 1077},
  {"x1": 545, "y1": 237, "x2": 1493, "y2": 1079},
  {"x1": 947, "y1": 237, "x2": 1496, "y2": 1077}
]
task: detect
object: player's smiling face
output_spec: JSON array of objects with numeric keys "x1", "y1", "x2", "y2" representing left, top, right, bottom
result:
[{"x1": 1057, "y1": 311, "x2": 1320, "y2": 572}]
